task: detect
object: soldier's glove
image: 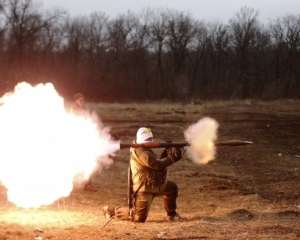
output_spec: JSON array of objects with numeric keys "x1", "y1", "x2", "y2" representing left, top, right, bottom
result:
[
  {"x1": 167, "y1": 147, "x2": 182, "y2": 162},
  {"x1": 161, "y1": 140, "x2": 173, "y2": 159},
  {"x1": 161, "y1": 148, "x2": 168, "y2": 159}
]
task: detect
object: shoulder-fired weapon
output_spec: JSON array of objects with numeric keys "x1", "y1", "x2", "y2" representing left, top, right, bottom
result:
[
  {"x1": 120, "y1": 140, "x2": 253, "y2": 149},
  {"x1": 125, "y1": 139, "x2": 252, "y2": 217}
]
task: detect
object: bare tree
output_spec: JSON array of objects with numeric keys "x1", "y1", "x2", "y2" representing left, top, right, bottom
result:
[
  {"x1": 208, "y1": 23, "x2": 231, "y2": 96},
  {"x1": 188, "y1": 21, "x2": 209, "y2": 97},
  {"x1": 63, "y1": 15, "x2": 91, "y2": 91},
  {"x1": 271, "y1": 15, "x2": 300, "y2": 96},
  {"x1": 229, "y1": 6, "x2": 259, "y2": 97},
  {"x1": 83, "y1": 13, "x2": 109, "y2": 96},
  {"x1": 0, "y1": 2, "x2": 298, "y2": 100},
  {"x1": 157, "y1": 10, "x2": 196, "y2": 98},
  {"x1": 125, "y1": 13, "x2": 151, "y2": 98},
  {"x1": 3, "y1": 0, "x2": 62, "y2": 82},
  {"x1": 165, "y1": 11, "x2": 196, "y2": 98},
  {"x1": 148, "y1": 10, "x2": 168, "y2": 97},
  {"x1": 0, "y1": 0, "x2": 6, "y2": 47},
  {"x1": 107, "y1": 14, "x2": 134, "y2": 60},
  {"x1": 166, "y1": 12, "x2": 195, "y2": 71},
  {"x1": 36, "y1": 10, "x2": 65, "y2": 53}
]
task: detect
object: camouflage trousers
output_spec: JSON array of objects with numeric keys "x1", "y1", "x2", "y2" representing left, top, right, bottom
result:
[{"x1": 115, "y1": 181, "x2": 178, "y2": 223}]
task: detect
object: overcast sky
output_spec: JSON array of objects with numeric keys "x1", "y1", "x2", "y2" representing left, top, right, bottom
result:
[{"x1": 42, "y1": 0, "x2": 299, "y2": 22}]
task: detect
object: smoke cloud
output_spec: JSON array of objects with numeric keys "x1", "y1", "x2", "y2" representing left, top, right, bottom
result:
[
  {"x1": 184, "y1": 117, "x2": 219, "y2": 164},
  {"x1": 0, "y1": 82, "x2": 119, "y2": 208}
]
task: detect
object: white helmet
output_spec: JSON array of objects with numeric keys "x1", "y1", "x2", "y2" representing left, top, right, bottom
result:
[{"x1": 136, "y1": 127, "x2": 154, "y2": 144}]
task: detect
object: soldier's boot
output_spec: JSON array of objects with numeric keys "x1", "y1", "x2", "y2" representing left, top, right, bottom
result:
[
  {"x1": 115, "y1": 207, "x2": 130, "y2": 220},
  {"x1": 167, "y1": 212, "x2": 184, "y2": 221},
  {"x1": 163, "y1": 195, "x2": 180, "y2": 221},
  {"x1": 163, "y1": 181, "x2": 183, "y2": 221},
  {"x1": 103, "y1": 206, "x2": 131, "y2": 221}
]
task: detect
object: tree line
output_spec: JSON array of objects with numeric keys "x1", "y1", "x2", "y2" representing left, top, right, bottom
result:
[{"x1": 0, "y1": 0, "x2": 299, "y2": 101}]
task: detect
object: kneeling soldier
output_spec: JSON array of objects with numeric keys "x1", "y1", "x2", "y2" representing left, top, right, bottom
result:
[{"x1": 103, "y1": 127, "x2": 182, "y2": 222}]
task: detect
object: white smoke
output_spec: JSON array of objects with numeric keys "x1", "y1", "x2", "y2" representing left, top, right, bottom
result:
[
  {"x1": 71, "y1": 111, "x2": 118, "y2": 186},
  {"x1": 184, "y1": 117, "x2": 219, "y2": 164},
  {"x1": 0, "y1": 82, "x2": 119, "y2": 208}
]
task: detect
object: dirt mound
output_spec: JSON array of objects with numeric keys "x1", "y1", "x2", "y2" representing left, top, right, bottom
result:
[
  {"x1": 276, "y1": 210, "x2": 300, "y2": 219},
  {"x1": 228, "y1": 209, "x2": 255, "y2": 221},
  {"x1": 256, "y1": 225, "x2": 299, "y2": 235}
]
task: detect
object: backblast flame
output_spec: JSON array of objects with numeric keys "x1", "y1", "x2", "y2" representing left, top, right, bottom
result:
[{"x1": 0, "y1": 82, "x2": 119, "y2": 208}]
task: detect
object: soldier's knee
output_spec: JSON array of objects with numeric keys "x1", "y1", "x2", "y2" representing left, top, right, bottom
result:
[
  {"x1": 134, "y1": 198, "x2": 151, "y2": 223},
  {"x1": 133, "y1": 205, "x2": 148, "y2": 222}
]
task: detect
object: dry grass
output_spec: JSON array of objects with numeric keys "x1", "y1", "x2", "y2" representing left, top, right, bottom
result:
[{"x1": 0, "y1": 100, "x2": 300, "y2": 239}]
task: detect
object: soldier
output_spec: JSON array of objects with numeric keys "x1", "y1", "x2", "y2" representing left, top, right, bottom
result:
[
  {"x1": 71, "y1": 93, "x2": 86, "y2": 114},
  {"x1": 103, "y1": 127, "x2": 182, "y2": 222}
]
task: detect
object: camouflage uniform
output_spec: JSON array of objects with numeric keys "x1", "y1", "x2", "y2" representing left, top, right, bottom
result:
[
  {"x1": 128, "y1": 146, "x2": 180, "y2": 222},
  {"x1": 103, "y1": 145, "x2": 181, "y2": 222}
]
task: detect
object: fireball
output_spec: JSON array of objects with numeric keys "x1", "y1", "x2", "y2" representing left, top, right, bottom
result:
[{"x1": 0, "y1": 82, "x2": 119, "y2": 208}]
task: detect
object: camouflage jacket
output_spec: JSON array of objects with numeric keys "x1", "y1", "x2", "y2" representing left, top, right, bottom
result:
[{"x1": 130, "y1": 147, "x2": 174, "y2": 194}]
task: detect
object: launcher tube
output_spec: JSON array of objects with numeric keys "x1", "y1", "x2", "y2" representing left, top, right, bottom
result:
[{"x1": 120, "y1": 140, "x2": 253, "y2": 149}]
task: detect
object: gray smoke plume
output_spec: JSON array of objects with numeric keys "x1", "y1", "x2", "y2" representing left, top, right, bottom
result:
[{"x1": 184, "y1": 117, "x2": 219, "y2": 164}]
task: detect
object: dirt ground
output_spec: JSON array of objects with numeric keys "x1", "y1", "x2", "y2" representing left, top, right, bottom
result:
[{"x1": 0, "y1": 100, "x2": 300, "y2": 240}]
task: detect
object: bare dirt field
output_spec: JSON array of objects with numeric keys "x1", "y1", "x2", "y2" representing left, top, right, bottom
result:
[{"x1": 0, "y1": 100, "x2": 300, "y2": 240}]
